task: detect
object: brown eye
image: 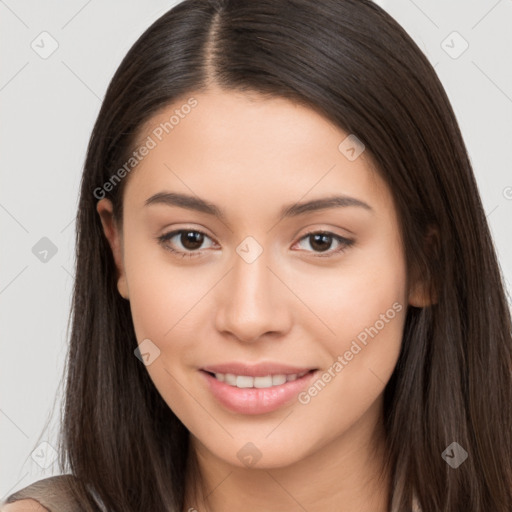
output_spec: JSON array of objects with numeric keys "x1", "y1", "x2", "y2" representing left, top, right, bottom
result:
[
  {"x1": 296, "y1": 231, "x2": 354, "y2": 257},
  {"x1": 157, "y1": 229, "x2": 215, "y2": 257},
  {"x1": 179, "y1": 231, "x2": 204, "y2": 250},
  {"x1": 309, "y1": 233, "x2": 334, "y2": 252}
]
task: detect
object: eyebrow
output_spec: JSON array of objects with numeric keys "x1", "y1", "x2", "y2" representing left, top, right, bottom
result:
[{"x1": 144, "y1": 191, "x2": 373, "y2": 220}]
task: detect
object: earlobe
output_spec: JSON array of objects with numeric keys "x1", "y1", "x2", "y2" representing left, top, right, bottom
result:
[
  {"x1": 408, "y1": 278, "x2": 435, "y2": 308},
  {"x1": 408, "y1": 226, "x2": 439, "y2": 308},
  {"x1": 117, "y1": 275, "x2": 129, "y2": 300},
  {"x1": 96, "y1": 199, "x2": 129, "y2": 300}
]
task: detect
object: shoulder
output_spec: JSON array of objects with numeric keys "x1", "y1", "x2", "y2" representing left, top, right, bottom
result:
[
  {"x1": 1, "y1": 499, "x2": 49, "y2": 511},
  {"x1": 0, "y1": 475, "x2": 82, "y2": 512}
]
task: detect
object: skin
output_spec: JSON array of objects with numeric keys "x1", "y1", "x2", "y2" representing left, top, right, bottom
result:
[{"x1": 97, "y1": 87, "x2": 430, "y2": 512}]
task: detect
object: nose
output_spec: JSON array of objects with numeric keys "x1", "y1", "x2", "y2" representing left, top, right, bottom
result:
[{"x1": 214, "y1": 245, "x2": 292, "y2": 344}]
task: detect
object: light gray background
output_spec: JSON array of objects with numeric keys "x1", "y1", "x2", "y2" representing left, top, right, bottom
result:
[{"x1": 1, "y1": 0, "x2": 511, "y2": 499}]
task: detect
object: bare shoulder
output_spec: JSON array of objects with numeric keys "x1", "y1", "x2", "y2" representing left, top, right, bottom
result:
[{"x1": 1, "y1": 499, "x2": 49, "y2": 511}]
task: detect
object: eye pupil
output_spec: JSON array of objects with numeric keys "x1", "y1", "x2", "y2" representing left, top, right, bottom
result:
[
  {"x1": 310, "y1": 233, "x2": 332, "y2": 252},
  {"x1": 181, "y1": 231, "x2": 204, "y2": 250}
]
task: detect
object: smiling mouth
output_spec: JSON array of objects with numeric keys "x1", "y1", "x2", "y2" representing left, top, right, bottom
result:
[
  {"x1": 199, "y1": 367, "x2": 319, "y2": 415},
  {"x1": 201, "y1": 369, "x2": 316, "y2": 389}
]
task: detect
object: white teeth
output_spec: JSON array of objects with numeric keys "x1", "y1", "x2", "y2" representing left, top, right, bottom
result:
[
  {"x1": 236, "y1": 375, "x2": 254, "y2": 388},
  {"x1": 211, "y1": 371, "x2": 310, "y2": 388},
  {"x1": 272, "y1": 375, "x2": 287, "y2": 386},
  {"x1": 225, "y1": 373, "x2": 237, "y2": 386},
  {"x1": 254, "y1": 375, "x2": 273, "y2": 388}
]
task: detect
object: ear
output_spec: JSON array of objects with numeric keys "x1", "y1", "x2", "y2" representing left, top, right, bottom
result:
[
  {"x1": 408, "y1": 226, "x2": 439, "y2": 308},
  {"x1": 96, "y1": 199, "x2": 129, "y2": 300}
]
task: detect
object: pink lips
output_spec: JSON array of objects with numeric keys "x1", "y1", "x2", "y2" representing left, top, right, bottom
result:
[{"x1": 199, "y1": 362, "x2": 318, "y2": 415}]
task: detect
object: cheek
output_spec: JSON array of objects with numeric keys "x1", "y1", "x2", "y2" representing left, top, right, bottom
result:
[
  {"x1": 297, "y1": 231, "x2": 408, "y2": 397},
  {"x1": 126, "y1": 257, "x2": 207, "y2": 345},
  {"x1": 122, "y1": 230, "x2": 219, "y2": 381},
  {"x1": 121, "y1": 236, "x2": 209, "y2": 418},
  {"x1": 298, "y1": 231, "x2": 407, "y2": 348}
]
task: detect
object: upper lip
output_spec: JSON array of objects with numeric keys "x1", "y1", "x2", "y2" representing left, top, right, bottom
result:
[{"x1": 201, "y1": 362, "x2": 317, "y2": 377}]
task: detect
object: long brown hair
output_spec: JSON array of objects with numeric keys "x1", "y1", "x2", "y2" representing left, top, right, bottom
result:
[{"x1": 50, "y1": 0, "x2": 512, "y2": 510}]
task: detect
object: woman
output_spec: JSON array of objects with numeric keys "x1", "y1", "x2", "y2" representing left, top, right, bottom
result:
[{"x1": 3, "y1": 0, "x2": 511, "y2": 510}]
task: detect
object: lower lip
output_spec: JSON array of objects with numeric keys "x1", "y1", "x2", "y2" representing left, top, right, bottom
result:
[{"x1": 200, "y1": 370, "x2": 318, "y2": 415}]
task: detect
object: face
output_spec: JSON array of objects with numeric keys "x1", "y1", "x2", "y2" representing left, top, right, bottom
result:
[{"x1": 98, "y1": 87, "x2": 424, "y2": 471}]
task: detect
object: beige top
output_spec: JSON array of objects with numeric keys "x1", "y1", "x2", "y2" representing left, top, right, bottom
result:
[{"x1": 0, "y1": 475, "x2": 105, "y2": 512}]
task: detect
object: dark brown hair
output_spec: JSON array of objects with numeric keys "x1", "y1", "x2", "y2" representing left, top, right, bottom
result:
[{"x1": 38, "y1": 0, "x2": 512, "y2": 510}]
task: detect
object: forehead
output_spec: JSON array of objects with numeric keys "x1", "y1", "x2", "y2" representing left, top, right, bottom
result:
[{"x1": 124, "y1": 88, "x2": 391, "y2": 216}]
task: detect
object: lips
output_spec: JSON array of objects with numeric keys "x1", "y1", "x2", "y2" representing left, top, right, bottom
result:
[{"x1": 199, "y1": 362, "x2": 318, "y2": 415}]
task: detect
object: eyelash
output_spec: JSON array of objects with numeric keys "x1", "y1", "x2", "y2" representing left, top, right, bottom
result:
[{"x1": 156, "y1": 229, "x2": 354, "y2": 259}]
